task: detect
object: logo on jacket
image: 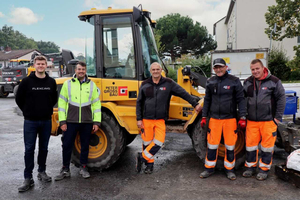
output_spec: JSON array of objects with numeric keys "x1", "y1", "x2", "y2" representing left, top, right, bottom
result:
[
  {"x1": 118, "y1": 86, "x2": 128, "y2": 96},
  {"x1": 262, "y1": 87, "x2": 267, "y2": 90},
  {"x1": 223, "y1": 86, "x2": 230, "y2": 90},
  {"x1": 159, "y1": 87, "x2": 166, "y2": 90}
]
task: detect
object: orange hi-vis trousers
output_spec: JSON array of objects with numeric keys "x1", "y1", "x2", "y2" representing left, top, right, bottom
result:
[
  {"x1": 245, "y1": 120, "x2": 277, "y2": 172},
  {"x1": 141, "y1": 119, "x2": 166, "y2": 164},
  {"x1": 205, "y1": 118, "x2": 237, "y2": 172}
]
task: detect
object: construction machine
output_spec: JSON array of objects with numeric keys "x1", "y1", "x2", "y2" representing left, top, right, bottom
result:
[
  {"x1": 51, "y1": 6, "x2": 246, "y2": 170},
  {"x1": 0, "y1": 50, "x2": 74, "y2": 97}
]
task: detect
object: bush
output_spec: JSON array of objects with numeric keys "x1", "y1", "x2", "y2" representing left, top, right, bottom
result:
[
  {"x1": 166, "y1": 65, "x2": 177, "y2": 82},
  {"x1": 268, "y1": 46, "x2": 290, "y2": 80},
  {"x1": 177, "y1": 54, "x2": 211, "y2": 77}
]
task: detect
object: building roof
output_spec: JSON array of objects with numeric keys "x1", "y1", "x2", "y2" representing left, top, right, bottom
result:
[
  {"x1": 225, "y1": 0, "x2": 236, "y2": 24},
  {"x1": 213, "y1": 16, "x2": 226, "y2": 35},
  {"x1": 0, "y1": 49, "x2": 40, "y2": 61}
]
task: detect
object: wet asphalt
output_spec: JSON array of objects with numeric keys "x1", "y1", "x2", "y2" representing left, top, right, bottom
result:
[{"x1": 0, "y1": 94, "x2": 299, "y2": 200}]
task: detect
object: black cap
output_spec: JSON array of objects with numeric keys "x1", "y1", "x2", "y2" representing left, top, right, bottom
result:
[{"x1": 213, "y1": 58, "x2": 226, "y2": 67}]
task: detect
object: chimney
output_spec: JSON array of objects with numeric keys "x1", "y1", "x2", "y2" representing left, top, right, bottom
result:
[{"x1": 5, "y1": 46, "x2": 11, "y2": 52}]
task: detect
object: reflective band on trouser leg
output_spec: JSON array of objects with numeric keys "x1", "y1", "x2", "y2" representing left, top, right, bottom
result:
[
  {"x1": 223, "y1": 118, "x2": 237, "y2": 171},
  {"x1": 142, "y1": 140, "x2": 154, "y2": 163},
  {"x1": 205, "y1": 118, "x2": 223, "y2": 171},
  {"x1": 245, "y1": 146, "x2": 258, "y2": 168},
  {"x1": 245, "y1": 120, "x2": 261, "y2": 169},
  {"x1": 259, "y1": 120, "x2": 277, "y2": 172}
]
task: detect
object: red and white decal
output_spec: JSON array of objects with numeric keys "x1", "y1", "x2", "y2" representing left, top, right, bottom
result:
[
  {"x1": 118, "y1": 86, "x2": 128, "y2": 96},
  {"x1": 223, "y1": 86, "x2": 231, "y2": 90}
]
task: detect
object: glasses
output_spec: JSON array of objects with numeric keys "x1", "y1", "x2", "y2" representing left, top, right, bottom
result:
[{"x1": 213, "y1": 65, "x2": 226, "y2": 70}]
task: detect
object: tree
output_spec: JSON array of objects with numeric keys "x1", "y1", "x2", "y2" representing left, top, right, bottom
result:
[
  {"x1": 265, "y1": 0, "x2": 300, "y2": 68},
  {"x1": 155, "y1": 13, "x2": 216, "y2": 61},
  {"x1": 36, "y1": 41, "x2": 60, "y2": 53}
]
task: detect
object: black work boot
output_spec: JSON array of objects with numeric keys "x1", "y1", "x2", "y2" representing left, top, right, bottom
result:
[
  {"x1": 136, "y1": 152, "x2": 144, "y2": 173},
  {"x1": 18, "y1": 178, "x2": 34, "y2": 192},
  {"x1": 54, "y1": 167, "x2": 71, "y2": 181},
  {"x1": 37, "y1": 171, "x2": 52, "y2": 182},
  {"x1": 144, "y1": 163, "x2": 154, "y2": 174}
]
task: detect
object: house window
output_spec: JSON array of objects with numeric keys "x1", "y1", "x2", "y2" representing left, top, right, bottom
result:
[{"x1": 298, "y1": 36, "x2": 300, "y2": 44}]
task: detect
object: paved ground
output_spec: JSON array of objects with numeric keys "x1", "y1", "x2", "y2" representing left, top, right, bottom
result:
[{"x1": 0, "y1": 94, "x2": 299, "y2": 200}]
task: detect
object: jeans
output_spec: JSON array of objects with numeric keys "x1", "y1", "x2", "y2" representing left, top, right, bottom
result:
[
  {"x1": 62, "y1": 123, "x2": 92, "y2": 168},
  {"x1": 23, "y1": 120, "x2": 51, "y2": 179}
]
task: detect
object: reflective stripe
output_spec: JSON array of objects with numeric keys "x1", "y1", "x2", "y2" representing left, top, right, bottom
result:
[
  {"x1": 245, "y1": 161, "x2": 256, "y2": 167},
  {"x1": 153, "y1": 139, "x2": 163, "y2": 147},
  {"x1": 94, "y1": 109, "x2": 101, "y2": 113},
  {"x1": 261, "y1": 146, "x2": 274, "y2": 153},
  {"x1": 58, "y1": 108, "x2": 66, "y2": 112},
  {"x1": 207, "y1": 143, "x2": 219, "y2": 150},
  {"x1": 67, "y1": 80, "x2": 72, "y2": 100},
  {"x1": 143, "y1": 150, "x2": 153, "y2": 159},
  {"x1": 69, "y1": 101, "x2": 80, "y2": 107},
  {"x1": 143, "y1": 141, "x2": 151, "y2": 146},
  {"x1": 205, "y1": 159, "x2": 216, "y2": 167},
  {"x1": 224, "y1": 161, "x2": 235, "y2": 168},
  {"x1": 81, "y1": 102, "x2": 91, "y2": 107},
  {"x1": 91, "y1": 97, "x2": 100, "y2": 104},
  {"x1": 225, "y1": 144, "x2": 235, "y2": 151},
  {"x1": 89, "y1": 82, "x2": 93, "y2": 102},
  {"x1": 246, "y1": 146, "x2": 258, "y2": 151},
  {"x1": 259, "y1": 162, "x2": 271, "y2": 169},
  {"x1": 59, "y1": 94, "x2": 68, "y2": 102}
]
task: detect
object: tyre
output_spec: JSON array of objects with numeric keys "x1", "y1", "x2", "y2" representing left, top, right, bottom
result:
[
  {"x1": 187, "y1": 115, "x2": 246, "y2": 169},
  {"x1": 0, "y1": 86, "x2": 9, "y2": 98},
  {"x1": 13, "y1": 85, "x2": 19, "y2": 97},
  {"x1": 71, "y1": 111, "x2": 126, "y2": 170}
]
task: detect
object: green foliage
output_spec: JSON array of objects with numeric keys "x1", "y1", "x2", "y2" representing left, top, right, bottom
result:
[
  {"x1": 265, "y1": 0, "x2": 300, "y2": 79},
  {"x1": 166, "y1": 65, "x2": 177, "y2": 82},
  {"x1": 268, "y1": 46, "x2": 290, "y2": 80},
  {"x1": 0, "y1": 25, "x2": 59, "y2": 53},
  {"x1": 155, "y1": 13, "x2": 216, "y2": 61},
  {"x1": 36, "y1": 40, "x2": 60, "y2": 53},
  {"x1": 178, "y1": 54, "x2": 211, "y2": 77}
]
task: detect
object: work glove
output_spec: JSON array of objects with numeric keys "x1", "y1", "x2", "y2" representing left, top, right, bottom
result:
[
  {"x1": 238, "y1": 117, "x2": 246, "y2": 129},
  {"x1": 200, "y1": 117, "x2": 207, "y2": 128}
]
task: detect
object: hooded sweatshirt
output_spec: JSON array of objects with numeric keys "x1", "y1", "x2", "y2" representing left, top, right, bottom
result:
[{"x1": 15, "y1": 71, "x2": 57, "y2": 120}]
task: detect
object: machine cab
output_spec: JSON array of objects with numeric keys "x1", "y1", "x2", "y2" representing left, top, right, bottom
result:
[{"x1": 78, "y1": 6, "x2": 163, "y2": 102}]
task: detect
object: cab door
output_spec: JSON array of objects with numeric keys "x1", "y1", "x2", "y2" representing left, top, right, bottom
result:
[{"x1": 99, "y1": 15, "x2": 139, "y2": 102}]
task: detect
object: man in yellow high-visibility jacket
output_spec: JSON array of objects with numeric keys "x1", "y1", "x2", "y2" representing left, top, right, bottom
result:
[{"x1": 54, "y1": 61, "x2": 101, "y2": 180}]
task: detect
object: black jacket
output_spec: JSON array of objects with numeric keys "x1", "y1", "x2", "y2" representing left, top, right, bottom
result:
[
  {"x1": 202, "y1": 72, "x2": 246, "y2": 119},
  {"x1": 243, "y1": 69, "x2": 285, "y2": 121},
  {"x1": 15, "y1": 72, "x2": 57, "y2": 120},
  {"x1": 136, "y1": 76, "x2": 199, "y2": 121}
]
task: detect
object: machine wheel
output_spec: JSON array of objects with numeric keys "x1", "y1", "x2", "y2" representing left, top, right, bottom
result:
[
  {"x1": 0, "y1": 86, "x2": 9, "y2": 98},
  {"x1": 187, "y1": 115, "x2": 246, "y2": 169},
  {"x1": 71, "y1": 111, "x2": 126, "y2": 170},
  {"x1": 125, "y1": 132, "x2": 137, "y2": 145},
  {"x1": 13, "y1": 85, "x2": 19, "y2": 97}
]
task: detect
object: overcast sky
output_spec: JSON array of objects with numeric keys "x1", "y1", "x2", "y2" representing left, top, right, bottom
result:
[{"x1": 0, "y1": 0, "x2": 231, "y2": 56}]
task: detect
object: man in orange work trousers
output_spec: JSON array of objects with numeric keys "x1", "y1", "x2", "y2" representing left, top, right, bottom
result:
[
  {"x1": 200, "y1": 58, "x2": 246, "y2": 180},
  {"x1": 243, "y1": 59, "x2": 285, "y2": 180},
  {"x1": 136, "y1": 62, "x2": 202, "y2": 174}
]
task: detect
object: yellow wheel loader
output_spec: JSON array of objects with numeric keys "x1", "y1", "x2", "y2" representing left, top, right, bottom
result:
[{"x1": 51, "y1": 6, "x2": 246, "y2": 170}]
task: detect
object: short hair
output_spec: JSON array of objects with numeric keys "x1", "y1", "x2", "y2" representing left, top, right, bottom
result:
[
  {"x1": 34, "y1": 55, "x2": 47, "y2": 64},
  {"x1": 150, "y1": 62, "x2": 162, "y2": 69},
  {"x1": 250, "y1": 59, "x2": 264, "y2": 67},
  {"x1": 76, "y1": 61, "x2": 87, "y2": 68}
]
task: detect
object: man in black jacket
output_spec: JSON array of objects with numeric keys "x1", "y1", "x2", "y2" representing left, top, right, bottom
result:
[
  {"x1": 199, "y1": 58, "x2": 246, "y2": 180},
  {"x1": 243, "y1": 59, "x2": 285, "y2": 181},
  {"x1": 16, "y1": 56, "x2": 57, "y2": 192},
  {"x1": 136, "y1": 62, "x2": 201, "y2": 174}
]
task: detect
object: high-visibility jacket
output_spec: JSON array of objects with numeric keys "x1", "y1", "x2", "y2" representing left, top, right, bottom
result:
[{"x1": 58, "y1": 76, "x2": 101, "y2": 126}]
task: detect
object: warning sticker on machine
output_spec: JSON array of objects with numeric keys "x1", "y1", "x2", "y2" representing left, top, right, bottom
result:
[{"x1": 183, "y1": 107, "x2": 193, "y2": 117}]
